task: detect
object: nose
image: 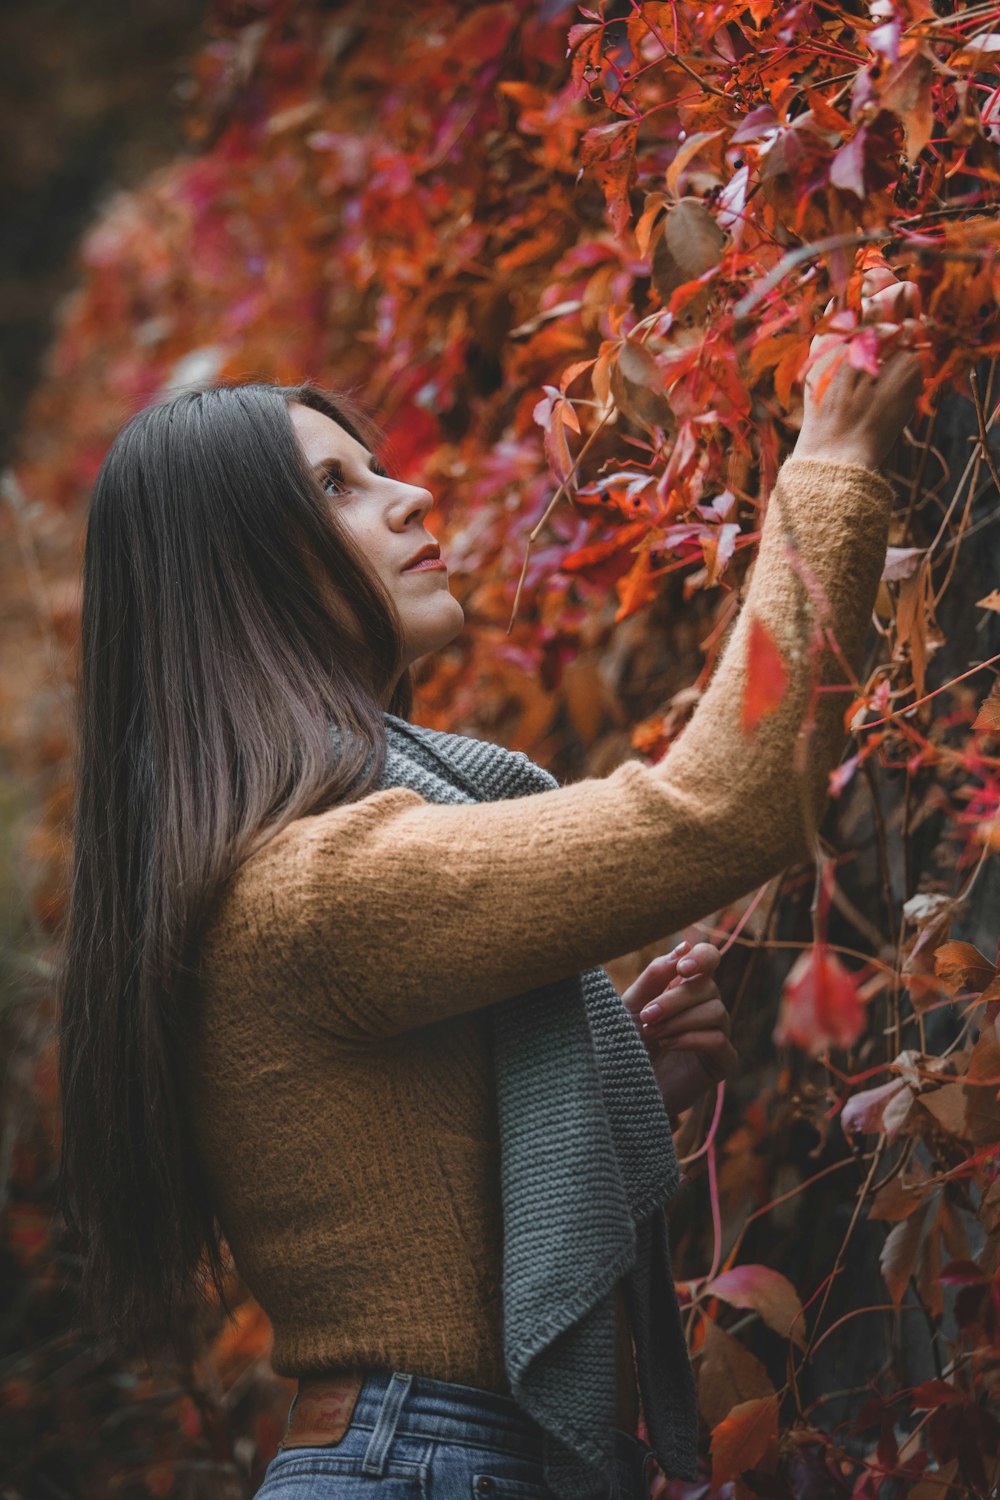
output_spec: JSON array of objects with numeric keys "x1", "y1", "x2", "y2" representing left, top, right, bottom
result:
[{"x1": 387, "y1": 478, "x2": 434, "y2": 530}]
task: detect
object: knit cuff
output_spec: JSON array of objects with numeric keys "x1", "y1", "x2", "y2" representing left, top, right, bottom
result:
[{"x1": 776, "y1": 453, "x2": 896, "y2": 509}]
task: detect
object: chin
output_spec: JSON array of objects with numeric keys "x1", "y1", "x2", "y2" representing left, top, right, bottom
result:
[{"x1": 407, "y1": 596, "x2": 465, "y2": 660}]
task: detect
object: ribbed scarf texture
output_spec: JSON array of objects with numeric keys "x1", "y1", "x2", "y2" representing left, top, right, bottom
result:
[{"x1": 359, "y1": 710, "x2": 700, "y2": 1499}]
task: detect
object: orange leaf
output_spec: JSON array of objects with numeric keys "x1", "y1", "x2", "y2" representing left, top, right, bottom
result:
[
  {"x1": 741, "y1": 616, "x2": 788, "y2": 733},
  {"x1": 615, "y1": 545, "x2": 661, "y2": 623},
  {"x1": 665, "y1": 129, "x2": 724, "y2": 197},
  {"x1": 802, "y1": 87, "x2": 851, "y2": 135},
  {"x1": 774, "y1": 338, "x2": 807, "y2": 410},
  {"x1": 747, "y1": 331, "x2": 799, "y2": 383},
  {"x1": 973, "y1": 683, "x2": 1000, "y2": 735},
  {"x1": 710, "y1": 1396, "x2": 779, "y2": 1490},
  {"x1": 934, "y1": 940, "x2": 996, "y2": 992}
]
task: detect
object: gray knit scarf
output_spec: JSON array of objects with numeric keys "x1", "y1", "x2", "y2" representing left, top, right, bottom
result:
[{"x1": 353, "y1": 711, "x2": 699, "y2": 1498}]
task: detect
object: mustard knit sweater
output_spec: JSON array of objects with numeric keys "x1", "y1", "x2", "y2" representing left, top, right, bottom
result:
[{"x1": 188, "y1": 455, "x2": 893, "y2": 1423}]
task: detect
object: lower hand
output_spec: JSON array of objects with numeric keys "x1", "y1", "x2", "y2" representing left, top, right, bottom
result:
[{"x1": 621, "y1": 940, "x2": 738, "y2": 1120}]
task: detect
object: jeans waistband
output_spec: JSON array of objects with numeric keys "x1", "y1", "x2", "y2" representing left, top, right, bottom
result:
[{"x1": 331, "y1": 1369, "x2": 653, "y2": 1480}]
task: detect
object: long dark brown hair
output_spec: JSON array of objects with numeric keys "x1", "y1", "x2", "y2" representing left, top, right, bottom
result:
[{"x1": 56, "y1": 379, "x2": 413, "y2": 1364}]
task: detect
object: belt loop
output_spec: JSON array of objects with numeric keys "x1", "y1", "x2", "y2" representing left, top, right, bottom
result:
[{"x1": 362, "y1": 1371, "x2": 413, "y2": 1475}]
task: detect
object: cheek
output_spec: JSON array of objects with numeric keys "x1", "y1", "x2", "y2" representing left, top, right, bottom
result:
[{"x1": 337, "y1": 517, "x2": 392, "y2": 586}]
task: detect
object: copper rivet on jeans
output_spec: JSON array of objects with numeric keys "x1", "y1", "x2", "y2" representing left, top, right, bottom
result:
[{"x1": 476, "y1": 1479, "x2": 494, "y2": 1493}]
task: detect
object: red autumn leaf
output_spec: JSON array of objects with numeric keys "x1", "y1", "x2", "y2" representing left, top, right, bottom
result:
[
  {"x1": 579, "y1": 119, "x2": 638, "y2": 237},
  {"x1": 705, "y1": 1264, "x2": 807, "y2": 1349},
  {"x1": 936, "y1": 1262, "x2": 987, "y2": 1290},
  {"x1": 829, "y1": 127, "x2": 868, "y2": 197},
  {"x1": 560, "y1": 520, "x2": 648, "y2": 575},
  {"x1": 774, "y1": 943, "x2": 866, "y2": 1054},
  {"x1": 741, "y1": 615, "x2": 789, "y2": 733},
  {"x1": 8, "y1": 0, "x2": 1000, "y2": 1480}
]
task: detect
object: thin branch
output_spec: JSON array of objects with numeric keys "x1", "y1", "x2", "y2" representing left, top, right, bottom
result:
[
  {"x1": 629, "y1": 0, "x2": 730, "y2": 100},
  {"x1": 734, "y1": 226, "x2": 1000, "y2": 322},
  {"x1": 858, "y1": 648, "x2": 1000, "y2": 730},
  {"x1": 970, "y1": 363, "x2": 1000, "y2": 500},
  {"x1": 506, "y1": 408, "x2": 613, "y2": 632}
]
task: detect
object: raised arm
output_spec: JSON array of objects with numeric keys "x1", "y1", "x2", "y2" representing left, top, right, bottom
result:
[{"x1": 199, "y1": 275, "x2": 925, "y2": 1040}]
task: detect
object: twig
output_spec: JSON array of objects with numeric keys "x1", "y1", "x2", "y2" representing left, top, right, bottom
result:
[
  {"x1": 629, "y1": 0, "x2": 730, "y2": 100},
  {"x1": 734, "y1": 226, "x2": 1000, "y2": 322},
  {"x1": 858, "y1": 648, "x2": 1000, "y2": 729},
  {"x1": 788, "y1": 1134, "x2": 889, "y2": 1404},
  {"x1": 970, "y1": 364, "x2": 1000, "y2": 500},
  {"x1": 506, "y1": 409, "x2": 613, "y2": 632}
]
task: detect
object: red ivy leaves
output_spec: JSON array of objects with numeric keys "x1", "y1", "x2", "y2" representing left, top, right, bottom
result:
[{"x1": 6, "y1": 2, "x2": 1000, "y2": 1496}]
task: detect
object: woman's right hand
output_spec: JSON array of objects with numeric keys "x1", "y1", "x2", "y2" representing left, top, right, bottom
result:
[{"x1": 792, "y1": 266, "x2": 928, "y2": 474}]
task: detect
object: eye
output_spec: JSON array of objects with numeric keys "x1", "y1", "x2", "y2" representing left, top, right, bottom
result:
[{"x1": 319, "y1": 464, "x2": 351, "y2": 499}]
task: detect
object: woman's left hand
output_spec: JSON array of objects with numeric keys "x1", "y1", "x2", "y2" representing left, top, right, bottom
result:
[{"x1": 621, "y1": 940, "x2": 739, "y2": 1120}]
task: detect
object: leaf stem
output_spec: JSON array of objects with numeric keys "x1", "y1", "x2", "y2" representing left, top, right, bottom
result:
[{"x1": 506, "y1": 409, "x2": 614, "y2": 633}]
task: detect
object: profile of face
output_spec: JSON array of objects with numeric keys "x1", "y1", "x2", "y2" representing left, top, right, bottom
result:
[{"x1": 288, "y1": 402, "x2": 465, "y2": 697}]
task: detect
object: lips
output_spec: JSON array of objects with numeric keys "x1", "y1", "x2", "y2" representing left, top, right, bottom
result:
[{"x1": 401, "y1": 542, "x2": 443, "y2": 571}]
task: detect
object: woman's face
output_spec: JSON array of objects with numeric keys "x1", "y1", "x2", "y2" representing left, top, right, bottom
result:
[{"x1": 289, "y1": 402, "x2": 464, "y2": 698}]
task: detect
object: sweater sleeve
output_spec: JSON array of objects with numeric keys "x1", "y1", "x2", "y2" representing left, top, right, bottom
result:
[{"x1": 200, "y1": 456, "x2": 892, "y2": 1040}]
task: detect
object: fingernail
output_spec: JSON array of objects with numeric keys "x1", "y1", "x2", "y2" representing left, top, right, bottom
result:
[
  {"x1": 677, "y1": 957, "x2": 697, "y2": 976},
  {"x1": 641, "y1": 1001, "x2": 662, "y2": 1020}
]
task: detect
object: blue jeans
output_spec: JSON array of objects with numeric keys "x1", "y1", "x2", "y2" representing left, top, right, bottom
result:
[{"x1": 254, "y1": 1369, "x2": 657, "y2": 1500}]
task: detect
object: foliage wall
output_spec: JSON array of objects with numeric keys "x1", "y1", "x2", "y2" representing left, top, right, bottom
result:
[{"x1": 2, "y1": 1, "x2": 999, "y2": 1496}]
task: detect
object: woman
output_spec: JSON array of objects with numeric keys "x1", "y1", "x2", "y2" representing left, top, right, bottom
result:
[{"x1": 57, "y1": 268, "x2": 925, "y2": 1500}]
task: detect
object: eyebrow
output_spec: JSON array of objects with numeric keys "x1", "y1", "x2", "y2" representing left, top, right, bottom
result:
[{"x1": 312, "y1": 454, "x2": 388, "y2": 478}]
